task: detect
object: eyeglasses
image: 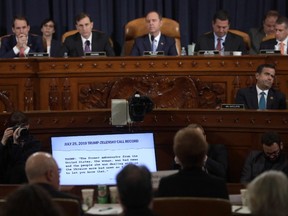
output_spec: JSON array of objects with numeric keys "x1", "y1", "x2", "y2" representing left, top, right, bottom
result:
[
  {"x1": 264, "y1": 148, "x2": 280, "y2": 157},
  {"x1": 44, "y1": 24, "x2": 54, "y2": 28}
]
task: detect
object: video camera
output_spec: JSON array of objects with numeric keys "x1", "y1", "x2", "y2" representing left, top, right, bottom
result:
[{"x1": 12, "y1": 124, "x2": 29, "y2": 141}]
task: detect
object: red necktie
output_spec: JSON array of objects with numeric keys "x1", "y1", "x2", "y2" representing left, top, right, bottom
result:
[
  {"x1": 19, "y1": 47, "x2": 25, "y2": 57},
  {"x1": 216, "y1": 38, "x2": 222, "y2": 51},
  {"x1": 280, "y1": 42, "x2": 285, "y2": 55}
]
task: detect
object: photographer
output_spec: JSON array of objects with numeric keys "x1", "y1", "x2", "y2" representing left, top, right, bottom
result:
[{"x1": 0, "y1": 111, "x2": 41, "y2": 183}]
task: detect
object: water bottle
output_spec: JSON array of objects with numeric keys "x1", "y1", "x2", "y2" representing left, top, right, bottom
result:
[{"x1": 181, "y1": 47, "x2": 187, "y2": 56}]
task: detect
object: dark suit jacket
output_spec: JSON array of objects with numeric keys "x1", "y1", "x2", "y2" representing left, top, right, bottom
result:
[
  {"x1": 130, "y1": 34, "x2": 178, "y2": 56},
  {"x1": 157, "y1": 167, "x2": 228, "y2": 199},
  {"x1": 0, "y1": 34, "x2": 44, "y2": 58},
  {"x1": 49, "y1": 39, "x2": 62, "y2": 57},
  {"x1": 235, "y1": 85, "x2": 286, "y2": 109},
  {"x1": 259, "y1": 38, "x2": 288, "y2": 54},
  {"x1": 194, "y1": 32, "x2": 247, "y2": 54},
  {"x1": 57, "y1": 32, "x2": 115, "y2": 57},
  {"x1": 248, "y1": 27, "x2": 265, "y2": 54},
  {"x1": 240, "y1": 151, "x2": 288, "y2": 183}
]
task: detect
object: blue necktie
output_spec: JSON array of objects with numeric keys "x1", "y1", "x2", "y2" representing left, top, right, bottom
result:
[{"x1": 258, "y1": 92, "x2": 266, "y2": 110}]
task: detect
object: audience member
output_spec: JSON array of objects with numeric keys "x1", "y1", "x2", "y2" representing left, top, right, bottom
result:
[
  {"x1": 0, "y1": 111, "x2": 41, "y2": 183},
  {"x1": 0, "y1": 184, "x2": 64, "y2": 216},
  {"x1": 116, "y1": 164, "x2": 155, "y2": 216},
  {"x1": 41, "y1": 18, "x2": 61, "y2": 57},
  {"x1": 241, "y1": 131, "x2": 288, "y2": 183},
  {"x1": 130, "y1": 11, "x2": 178, "y2": 56},
  {"x1": 158, "y1": 127, "x2": 228, "y2": 199},
  {"x1": 0, "y1": 15, "x2": 44, "y2": 58},
  {"x1": 247, "y1": 170, "x2": 288, "y2": 216},
  {"x1": 194, "y1": 10, "x2": 247, "y2": 54},
  {"x1": 260, "y1": 16, "x2": 288, "y2": 55},
  {"x1": 235, "y1": 63, "x2": 286, "y2": 109},
  {"x1": 174, "y1": 123, "x2": 228, "y2": 179},
  {"x1": 57, "y1": 12, "x2": 115, "y2": 57},
  {"x1": 25, "y1": 152, "x2": 82, "y2": 216},
  {"x1": 249, "y1": 10, "x2": 280, "y2": 54}
]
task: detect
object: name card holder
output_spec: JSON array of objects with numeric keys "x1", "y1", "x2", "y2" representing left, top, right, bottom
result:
[
  {"x1": 259, "y1": 50, "x2": 281, "y2": 55},
  {"x1": 143, "y1": 51, "x2": 165, "y2": 56},
  {"x1": 28, "y1": 52, "x2": 49, "y2": 57},
  {"x1": 84, "y1": 52, "x2": 106, "y2": 57},
  {"x1": 197, "y1": 50, "x2": 220, "y2": 56},
  {"x1": 221, "y1": 104, "x2": 245, "y2": 110}
]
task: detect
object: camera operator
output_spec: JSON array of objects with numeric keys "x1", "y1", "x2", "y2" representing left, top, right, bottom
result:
[{"x1": 0, "y1": 111, "x2": 41, "y2": 183}]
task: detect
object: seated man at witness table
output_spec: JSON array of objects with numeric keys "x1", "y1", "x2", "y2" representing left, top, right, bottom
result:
[
  {"x1": 194, "y1": 10, "x2": 247, "y2": 54},
  {"x1": 130, "y1": 11, "x2": 178, "y2": 56},
  {"x1": 260, "y1": 16, "x2": 288, "y2": 55},
  {"x1": 157, "y1": 127, "x2": 229, "y2": 199},
  {"x1": 40, "y1": 18, "x2": 62, "y2": 57},
  {"x1": 25, "y1": 152, "x2": 83, "y2": 216},
  {"x1": 116, "y1": 164, "x2": 155, "y2": 216},
  {"x1": 248, "y1": 10, "x2": 280, "y2": 54},
  {"x1": 174, "y1": 123, "x2": 228, "y2": 180},
  {"x1": 0, "y1": 15, "x2": 44, "y2": 58},
  {"x1": 57, "y1": 12, "x2": 115, "y2": 57},
  {"x1": 247, "y1": 170, "x2": 288, "y2": 216},
  {"x1": 235, "y1": 63, "x2": 286, "y2": 109},
  {"x1": 240, "y1": 131, "x2": 288, "y2": 184}
]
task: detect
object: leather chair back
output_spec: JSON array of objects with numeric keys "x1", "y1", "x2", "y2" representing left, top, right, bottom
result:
[{"x1": 123, "y1": 17, "x2": 181, "y2": 56}]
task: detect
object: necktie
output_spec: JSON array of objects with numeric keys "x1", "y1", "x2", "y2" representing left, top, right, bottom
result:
[
  {"x1": 258, "y1": 92, "x2": 266, "y2": 110},
  {"x1": 19, "y1": 47, "x2": 25, "y2": 57},
  {"x1": 151, "y1": 39, "x2": 156, "y2": 52},
  {"x1": 216, "y1": 38, "x2": 222, "y2": 51},
  {"x1": 84, "y1": 40, "x2": 91, "y2": 53},
  {"x1": 280, "y1": 42, "x2": 285, "y2": 55}
]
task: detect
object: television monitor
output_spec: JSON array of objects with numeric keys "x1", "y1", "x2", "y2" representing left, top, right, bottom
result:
[{"x1": 51, "y1": 132, "x2": 157, "y2": 185}]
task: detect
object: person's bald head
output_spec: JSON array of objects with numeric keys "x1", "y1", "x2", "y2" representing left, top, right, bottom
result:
[{"x1": 25, "y1": 152, "x2": 60, "y2": 190}]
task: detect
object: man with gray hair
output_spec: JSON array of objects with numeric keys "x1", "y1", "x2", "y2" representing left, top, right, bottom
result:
[{"x1": 25, "y1": 152, "x2": 82, "y2": 215}]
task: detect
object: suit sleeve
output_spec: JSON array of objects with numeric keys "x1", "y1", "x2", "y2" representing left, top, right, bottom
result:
[
  {"x1": 278, "y1": 92, "x2": 287, "y2": 109},
  {"x1": 0, "y1": 38, "x2": 17, "y2": 58},
  {"x1": 240, "y1": 152, "x2": 255, "y2": 184},
  {"x1": 235, "y1": 89, "x2": 248, "y2": 108}
]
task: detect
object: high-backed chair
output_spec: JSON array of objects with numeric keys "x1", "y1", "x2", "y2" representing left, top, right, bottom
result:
[
  {"x1": 228, "y1": 29, "x2": 251, "y2": 51},
  {"x1": 61, "y1": 29, "x2": 113, "y2": 47},
  {"x1": 123, "y1": 17, "x2": 181, "y2": 56},
  {"x1": 53, "y1": 198, "x2": 81, "y2": 216},
  {"x1": 262, "y1": 34, "x2": 275, "y2": 42},
  {"x1": 153, "y1": 197, "x2": 232, "y2": 216}
]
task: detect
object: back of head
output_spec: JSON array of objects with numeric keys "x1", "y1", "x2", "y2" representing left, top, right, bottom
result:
[
  {"x1": 213, "y1": 10, "x2": 230, "y2": 23},
  {"x1": 247, "y1": 170, "x2": 288, "y2": 216},
  {"x1": 25, "y1": 152, "x2": 59, "y2": 188},
  {"x1": 0, "y1": 184, "x2": 63, "y2": 216},
  {"x1": 261, "y1": 131, "x2": 281, "y2": 146},
  {"x1": 116, "y1": 164, "x2": 152, "y2": 209},
  {"x1": 173, "y1": 127, "x2": 208, "y2": 168}
]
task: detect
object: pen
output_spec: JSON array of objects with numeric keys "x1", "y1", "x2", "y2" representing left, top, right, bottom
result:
[
  {"x1": 99, "y1": 207, "x2": 113, "y2": 212},
  {"x1": 234, "y1": 206, "x2": 242, "y2": 212}
]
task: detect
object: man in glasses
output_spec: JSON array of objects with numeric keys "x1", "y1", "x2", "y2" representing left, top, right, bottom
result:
[{"x1": 241, "y1": 131, "x2": 288, "y2": 183}]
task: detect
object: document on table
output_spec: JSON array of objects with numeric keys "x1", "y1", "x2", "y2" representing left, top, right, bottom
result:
[
  {"x1": 86, "y1": 204, "x2": 123, "y2": 215},
  {"x1": 232, "y1": 205, "x2": 251, "y2": 214}
]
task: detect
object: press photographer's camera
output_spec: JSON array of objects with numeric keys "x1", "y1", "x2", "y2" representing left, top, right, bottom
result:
[{"x1": 12, "y1": 124, "x2": 29, "y2": 140}]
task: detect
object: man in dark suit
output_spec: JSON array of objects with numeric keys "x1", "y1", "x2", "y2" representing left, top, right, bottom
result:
[
  {"x1": 158, "y1": 127, "x2": 228, "y2": 199},
  {"x1": 25, "y1": 152, "x2": 83, "y2": 216},
  {"x1": 130, "y1": 11, "x2": 178, "y2": 56},
  {"x1": 194, "y1": 10, "x2": 247, "y2": 54},
  {"x1": 260, "y1": 16, "x2": 288, "y2": 55},
  {"x1": 241, "y1": 132, "x2": 288, "y2": 183},
  {"x1": 235, "y1": 63, "x2": 286, "y2": 109},
  {"x1": 248, "y1": 10, "x2": 279, "y2": 54},
  {"x1": 57, "y1": 12, "x2": 115, "y2": 57},
  {"x1": 0, "y1": 15, "x2": 44, "y2": 58}
]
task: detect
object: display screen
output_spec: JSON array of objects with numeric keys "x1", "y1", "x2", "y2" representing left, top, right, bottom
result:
[{"x1": 51, "y1": 133, "x2": 157, "y2": 185}]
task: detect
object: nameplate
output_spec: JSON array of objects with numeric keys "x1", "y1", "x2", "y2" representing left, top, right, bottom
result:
[
  {"x1": 197, "y1": 50, "x2": 220, "y2": 55},
  {"x1": 27, "y1": 52, "x2": 49, "y2": 57},
  {"x1": 259, "y1": 50, "x2": 281, "y2": 55},
  {"x1": 221, "y1": 104, "x2": 245, "y2": 109},
  {"x1": 84, "y1": 52, "x2": 106, "y2": 57},
  {"x1": 143, "y1": 51, "x2": 165, "y2": 56}
]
